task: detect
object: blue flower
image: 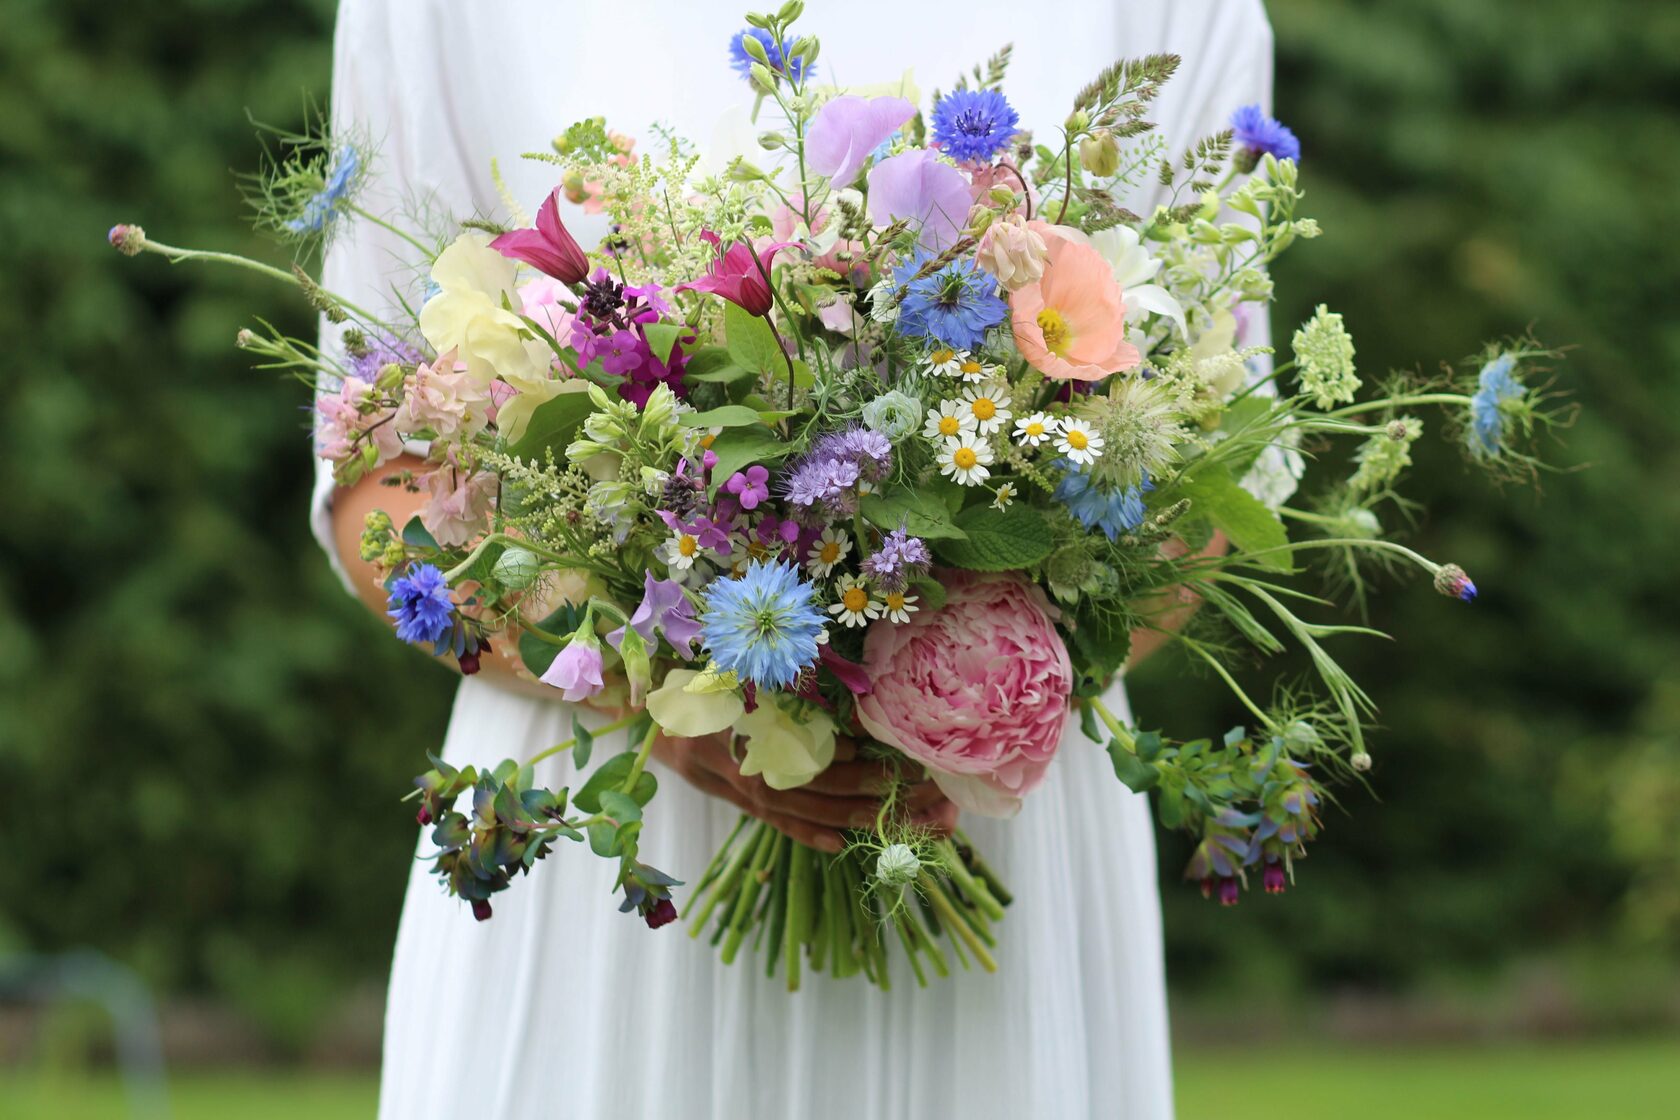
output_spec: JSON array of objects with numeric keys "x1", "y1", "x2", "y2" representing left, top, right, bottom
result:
[
  {"x1": 1054, "y1": 460, "x2": 1152, "y2": 540},
  {"x1": 701, "y1": 561, "x2": 827, "y2": 690},
  {"x1": 727, "y1": 28, "x2": 813, "y2": 83},
  {"x1": 931, "y1": 88, "x2": 1019, "y2": 164},
  {"x1": 285, "y1": 146, "x2": 360, "y2": 234},
  {"x1": 893, "y1": 251, "x2": 1009, "y2": 350},
  {"x1": 1467, "y1": 353, "x2": 1524, "y2": 458},
  {"x1": 1230, "y1": 105, "x2": 1300, "y2": 164},
  {"x1": 387, "y1": 564, "x2": 454, "y2": 645}
]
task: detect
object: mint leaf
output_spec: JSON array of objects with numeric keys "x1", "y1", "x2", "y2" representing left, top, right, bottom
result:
[
  {"x1": 860, "y1": 488, "x2": 968, "y2": 541},
  {"x1": 933, "y1": 504, "x2": 1055, "y2": 570},
  {"x1": 1176, "y1": 466, "x2": 1291, "y2": 571}
]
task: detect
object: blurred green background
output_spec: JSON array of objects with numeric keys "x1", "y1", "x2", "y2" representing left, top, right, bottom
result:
[{"x1": 2, "y1": 0, "x2": 1676, "y2": 1113}]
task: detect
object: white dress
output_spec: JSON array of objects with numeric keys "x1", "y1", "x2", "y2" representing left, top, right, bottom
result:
[{"x1": 313, "y1": 3, "x2": 1277, "y2": 1117}]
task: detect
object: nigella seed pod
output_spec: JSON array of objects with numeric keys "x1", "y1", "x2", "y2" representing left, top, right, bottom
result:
[
  {"x1": 1433, "y1": 563, "x2": 1477, "y2": 603},
  {"x1": 471, "y1": 899, "x2": 493, "y2": 922},
  {"x1": 875, "y1": 843, "x2": 922, "y2": 889}
]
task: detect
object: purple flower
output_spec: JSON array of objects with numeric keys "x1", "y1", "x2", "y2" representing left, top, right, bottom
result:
[
  {"x1": 490, "y1": 187, "x2": 590, "y2": 285},
  {"x1": 723, "y1": 465, "x2": 771, "y2": 510},
  {"x1": 1262, "y1": 860, "x2": 1287, "y2": 895},
  {"x1": 860, "y1": 527, "x2": 932, "y2": 592},
  {"x1": 807, "y1": 95, "x2": 916, "y2": 187},
  {"x1": 540, "y1": 637, "x2": 606, "y2": 703},
  {"x1": 658, "y1": 510, "x2": 732, "y2": 553},
  {"x1": 387, "y1": 564, "x2": 454, "y2": 645},
  {"x1": 1230, "y1": 104, "x2": 1301, "y2": 167},
  {"x1": 347, "y1": 332, "x2": 422, "y2": 382},
  {"x1": 610, "y1": 572, "x2": 704, "y2": 658},
  {"x1": 867, "y1": 149, "x2": 973, "y2": 251},
  {"x1": 599, "y1": 328, "x2": 647, "y2": 376},
  {"x1": 930, "y1": 89, "x2": 1019, "y2": 164},
  {"x1": 783, "y1": 426, "x2": 894, "y2": 519},
  {"x1": 644, "y1": 897, "x2": 679, "y2": 929}
]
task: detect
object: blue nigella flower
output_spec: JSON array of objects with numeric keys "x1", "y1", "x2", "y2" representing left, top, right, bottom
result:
[
  {"x1": 728, "y1": 28, "x2": 813, "y2": 83},
  {"x1": 1467, "y1": 353, "x2": 1524, "y2": 458},
  {"x1": 893, "y1": 251, "x2": 1009, "y2": 351},
  {"x1": 1230, "y1": 104, "x2": 1301, "y2": 164},
  {"x1": 701, "y1": 560, "x2": 827, "y2": 690},
  {"x1": 1054, "y1": 460, "x2": 1153, "y2": 541},
  {"x1": 285, "y1": 145, "x2": 360, "y2": 234},
  {"x1": 387, "y1": 564, "x2": 454, "y2": 645},
  {"x1": 931, "y1": 88, "x2": 1020, "y2": 164}
]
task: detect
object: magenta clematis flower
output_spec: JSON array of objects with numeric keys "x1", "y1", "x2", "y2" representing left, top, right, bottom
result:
[
  {"x1": 490, "y1": 187, "x2": 589, "y2": 285},
  {"x1": 608, "y1": 572, "x2": 705, "y2": 658},
  {"x1": 867, "y1": 149, "x2": 973, "y2": 251},
  {"x1": 677, "y1": 230, "x2": 793, "y2": 317},
  {"x1": 807, "y1": 94, "x2": 916, "y2": 188}
]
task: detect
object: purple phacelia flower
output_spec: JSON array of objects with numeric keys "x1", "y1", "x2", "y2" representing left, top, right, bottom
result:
[{"x1": 860, "y1": 526, "x2": 931, "y2": 592}]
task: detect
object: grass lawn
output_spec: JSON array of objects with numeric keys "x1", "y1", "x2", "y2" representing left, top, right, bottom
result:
[{"x1": 4, "y1": 1040, "x2": 1676, "y2": 1118}]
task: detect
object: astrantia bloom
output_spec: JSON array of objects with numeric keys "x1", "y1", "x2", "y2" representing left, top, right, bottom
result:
[
  {"x1": 701, "y1": 561, "x2": 827, "y2": 690},
  {"x1": 285, "y1": 146, "x2": 360, "y2": 234},
  {"x1": 1467, "y1": 354, "x2": 1525, "y2": 458},
  {"x1": 931, "y1": 88, "x2": 1020, "y2": 164},
  {"x1": 387, "y1": 564, "x2": 454, "y2": 645},
  {"x1": 1230, "y1": 104, "x2": 1301, "y2": 167},
  {"x1": 1054, "y1": 460, "x2": 1153, "y2": 541},
  {"x1": 728, "y1": 28, "x2": 813, "y2": 83},
  {"x1": 894, "y1": 251, "x2": 1009, "y2": 351},
  {"x1": 1010, "y1": 223, "x2": 1141, "y2": 381}
]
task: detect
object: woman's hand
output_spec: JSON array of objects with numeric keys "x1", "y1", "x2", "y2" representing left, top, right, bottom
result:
[{"x1": 652, "y1": 732, "x2": 958, "y2": 853}]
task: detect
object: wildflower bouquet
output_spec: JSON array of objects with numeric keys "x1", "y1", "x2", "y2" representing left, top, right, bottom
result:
[{"x1": 113, "y1": 3, "x2": 1569, "y2": 989}]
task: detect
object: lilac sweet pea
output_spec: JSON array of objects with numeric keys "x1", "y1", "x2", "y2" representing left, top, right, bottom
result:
[
  {"x1": 806, "y1": 95, "x2": 915, "y2": 188},
  {"x1": 540, "y1": 639, "x2": 606, "y2": 702},
  {"x1": 609, "y1": 572, "x2": 704, "y2": 658},
  {"x1": 867, "y1": 149, "x2": 973, "y2": 251}
]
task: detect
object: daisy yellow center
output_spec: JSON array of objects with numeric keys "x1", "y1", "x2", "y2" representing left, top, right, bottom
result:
[
  {"x1": 820, "y1": 541, "x2": 841, "y2": 563},
  {"x1": 842, "y1": 587, "x2": 870, "y2": 612},
  {"x1": 971, "y1": 397, "x2": 997, "y2": 421},
  {"x1": 938, "y1": 415, "x2": 961, "y2": 436},
  {"x1": 678, "y1": 535, "x2": 699, "y2": 557},
  {"x1": 960, "y1": 360, "x2": 982, "y2": 375},
  {"x1": 1026, "y1": 421, "x2": 1045, "y2": 437},
  {"x1": 1065, "y1": 428, "x2": 1089, "y2": 451},
  {"x1": 931, "y1": 348, "x2": 955, "y2": 364},
  {"x1": 1037, "y1": 307, "x2": 1071, "y2": 355},
  {"x1": 886, "y1": 592, "x2": 907, "y2": 612},
  {"x1": 747, "y1": 541, "x2": 769, "y2": 560},
  {"x1": 953, "y1": 447, "x2": 979, "y2": 470}
]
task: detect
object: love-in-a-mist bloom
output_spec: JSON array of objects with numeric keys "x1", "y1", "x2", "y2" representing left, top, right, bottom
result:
[
  {"x1": 894, "y1": 251, "x2": 1009, "y2": 350},
  {"x1": 701, "y1": 560, "x2": 828, "y2": 690},
  {"x1": 490, "y1": 187, "x2": 590, "y2": 284},
  {"x1": 1467, "y1": 354, "x2": 1524, "y2": 458},
  {"x1": 1010, "y1": 222, "x2": 1141, "y2": 381}
]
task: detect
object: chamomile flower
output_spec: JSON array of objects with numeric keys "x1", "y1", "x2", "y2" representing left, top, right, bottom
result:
[
  {"x1": 1014, "y1": 411, "x2": 1055, "y2": 447},
  {"x1": 806, "y1": 527, "x2": 852, "y2": 578},
  {"x1": 1055, "y1": 417, "x2": 1105, "y2": 466},
  {"x1": 663, "y1": 529, "x2": 706, "y2": 571},
  {"x1": 955, "y1": 354, "x2": 997, "y2": 383},
  {"x1": 923, "y1": 347, "x2": 965, "y2": 378},
  {"x1": 882, "y1": 589, "x2": 919, "y2": 624},
  {"x1": 828, "y1": 574, "x2": 883, "y2": 628},
  {"x1": 991, "y1": 483, "x2": 1017, "y2": 510},
  {"x1": 923, "y1": 400, "x2": 977, "y2": 441},
  {"x1": 961, "y1": 383, "x2": 1013, "y2": 436},
  {"x1": 938, "y1": 431, "x2": 995, "y2": 486}
]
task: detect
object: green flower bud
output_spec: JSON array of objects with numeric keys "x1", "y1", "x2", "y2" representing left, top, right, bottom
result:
[
  {"x1": 491, "y1": 546, "x2": 542, "y2": 591},
  {"x1": 875, "y1": 843, "x2": 921, "y2": 889},
  {"x1": 1065, "y1": 109, "x2": 1091, "y2": 133},
  {"x1": 740, "y1": 32, "x2": 771, "y2": 65},
  {"x1": 758, "y1": 131, "x2": 788, "y2": 150},
  {"x1": 1078, "y1": 130, "x2": 1120, "y2": 177},
  {"x1": 619, "y1": 628, "x2": 652, "y2": 707},
  {"x1": 750, "y1": 62, "x2": 776, "y2": 90},
  {"x1": 778, "y1": 0, "x2": 805, "y2": 22},
  {"x1": 235, "y1": 328, "x2": 256, "y2": 349}
]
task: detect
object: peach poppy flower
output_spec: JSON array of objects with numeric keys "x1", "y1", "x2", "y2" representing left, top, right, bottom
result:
[{"x1": 1009, "y1": 221, "x2": 1140, "y2": 381}]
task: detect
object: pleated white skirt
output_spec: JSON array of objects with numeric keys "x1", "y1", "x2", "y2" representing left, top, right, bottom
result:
[{"x1": 376, "y1": 676, "x2": 1173, "y2": 1119}]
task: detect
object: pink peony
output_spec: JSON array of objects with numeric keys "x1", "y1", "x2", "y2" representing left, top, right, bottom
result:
[
  {"x1": 854, "y1": 571, "x2": 1073, "y2": 817},
  {"x1": 315, "y1": 375, "x2": 402, "y2": 466},
  {"x1": 398, "y1": 348, "x2": 489, "y2": 441}
]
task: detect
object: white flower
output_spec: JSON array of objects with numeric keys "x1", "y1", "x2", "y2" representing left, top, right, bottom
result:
[
  {"x1": 937, "y1": 431, "x2": 995, "y2": 486},
  {"x1": 1055, "y1": 418, "x2": 1105, "y2": 466},
  {"x1": 922, "y1": 346, "x2": 966, "y2": 378},
  {"x1": 955, "y1": 354, "x2": 997, "y2": 383},
  {"x1": 737, "y1": 692, "x2": 838, "y2": 790},
  {"x1": 961, "y1": 383, "x2": 1013, "y2": 436},
  {"x1": 882, "y1": 589, "x2": 919, "y2": 624},
  {"x1": 1059, "y1": 224, "x2": 1188, "y2": 340},
  {"x1": 867, "y1": 276, "x2": 900, "y2": 324},
  {"x1": 828, "y1": 574, "x2": 883, "y2": 628},
  {"x1": 662, "y1": 530, "x2": 705, "y2": 571},
  {"x1": 805, "y1": 527, "x2": 852, "y2": 578},
  {"x1": 418, "y1": 234, "x2": 551, "y2": 386},
  {"x1": 922, "y1": 400, "x2": 976, "y2": 441},
  {"x1": 991, "y1": 483, "x2": 1017, "y2": 510},
  {"x1": 1014, "y1": 410, "x2": 1056, "y2": 448}
]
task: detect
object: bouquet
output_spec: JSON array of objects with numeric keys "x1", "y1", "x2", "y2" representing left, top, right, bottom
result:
[{"x1": 112, "y1": 3, "x2": 1569, "y2": 989}]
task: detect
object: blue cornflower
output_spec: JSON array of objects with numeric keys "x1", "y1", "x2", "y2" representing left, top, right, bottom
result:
[
  {"x1": 931, "y1": 88, "x2": 1019, "y2": 163},
  {"x1": 1230, "y1": 104, "x2": 1301, "y2": 165},
  {"x1": 1054, "y1": 460, "x2": 1153, "y2": 540},
  {"x1": 1467, "y1": 353, "x2": 1524, "y2": 458},
  {"x1": 387, "y1": 564, "x2": 454, "y2": 645},
  {"x1": 727, "y1": 28, "x2": 813, "y2": 83},
  {"x1": 701, "y1": 560, "x2": 827, "y2": 690},
  {"x1": 893, "y1": 251, "x2": 1009, "y2": 351},
  {"x1": 285, "y1": 145, "x2": 361, "y2": 234}
]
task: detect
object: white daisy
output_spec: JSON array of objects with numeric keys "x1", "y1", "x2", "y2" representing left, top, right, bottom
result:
[
  {"x1": 1014, "y1": 411, "x2": 1056, "y2": 448},
  {"x1": 922, "y1": 400, "x2": 977, "y2": 442},
  {"x1": 662, "y1": 530, "x2": 705, "y2": 571},
  {"x1": 828, "y1": 574, "x2": 883, "y2": 628},
  {"x1": 955, "y1": 354, "x2": 997, "y2": 383},
  {"x1": 991, "y1": 483, "x2": 1017, "y2": 510},
  {"x1": 1055, "y1": 417, "x2": 1106, "y2": 466},
  {"x1": 922, "y1": 347, "x2": 966, "y2": 378},
  {"x1": 882, "y1": 589, "x2": 920, "y2": 624},
  {"x1": 805, "y1": 527, "x2": 852, "y2": 578},
  {"x1": 961, "y1": 383, "x2": 1013, "y2": 436},
  {"x1": 937, "y1": 431, "x2": 995, "y2": 486}
]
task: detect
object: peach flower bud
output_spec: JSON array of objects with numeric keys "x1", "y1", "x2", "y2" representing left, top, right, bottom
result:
[{"x1": 974, "y1": 213, "x2": 1048, "y2": 293}]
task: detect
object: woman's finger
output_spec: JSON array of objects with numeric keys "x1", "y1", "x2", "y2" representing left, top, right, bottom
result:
[
  {"x1": 800, "y1": 759, "x2": 894, "y2": 797},
  {"x1": 681, "y1": 766, "x2": 847, "y2": 852}
]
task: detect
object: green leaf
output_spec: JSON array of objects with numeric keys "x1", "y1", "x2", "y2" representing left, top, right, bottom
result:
[
  {"x1": 571, "y1": 714, "x2": 595, "y2": 770},
  {"x1": 1070, "y1": 604, "x2": 1131, "y2": 681},
  {"x1": 1134, "y1": 729, "x2": 1166, "y2": 762},
  {"x1": 1078, "y1": 703, "x2": 1102, "y2": 744},
  {"x1": 506, "y1": 390, "x2": 597, "y2": 463},
  {"x1": 909, "y1": 577, "x2": 947, "y2": 612},
  {"x1": 587, "y1": 819, "x2": 624, "y2": 857},
  {"x1": 1107, "y1": 740, "x2": 1160, "y2": 792},
  {"x1": 861, "y1": 488, "x2": 968, "y2": 541},
  {"x1": 596, "y1": 789, "x2": 644, "y2": 825},
  {"x1": 680, "y1": 405, "x2": 769, "y2": 429},
  {"x1": 1176, "y1": 466, "x2": 1291, "y2": 571},
  {"x1": 643, "y1": 322, "x2": 685, "y2": 365},
  {"x1": 933, "y1": 504, "x2": 1055, "y2": 570},
  {"x1": 401, "y1": 516, "x2": 438, "y2": 551},
  {"x1": 684, "y1": 346, "x2": 751, "y2": 384},
  {"x1": 572, "y1": 751, "x2": 658, "y2": 813},
  {"x1": 517, "y1": 600, "x2": 586, "y2": 678},
  {"x1": 707, "y1": 426, "x2": 796, "y2": 497},
  {"x1": 724, "y1": 302, "x2": 784, "y2": 374}
]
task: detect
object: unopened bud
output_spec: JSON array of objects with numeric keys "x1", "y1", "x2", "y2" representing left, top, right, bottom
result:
[
  {"x1": 758, "y1": 131, "x2": 788, "y2": 150},
  {"x1": 1433, "y1": 563, "x2": 1478, "y2": 603},
  {"x1": 1065, "y1": 109, "x2": 1091, "y2": 133},
  {"x1": 107, "y1": 224, "x2": 146, "y2": 256},
  {"x1": 1386, "y1": 419, "x2": 1414, "y2": 441},
  {"x1": 750, "y1": 62, "x2": 776, "y2": 90},
  {"x1": 740, "y1": 33, "x2": 771, "y2": 65},
  {"x1": 1350, "y1": 752, "x2": 1373, "y2": 772},
  {"x1": 235, "y1": 328, "x2": 256, "y2": 349},
  {"x1": 1079, "y1": 130, "x2": 1120, "y2": 177},
  {"x1": 491, "y1": 546, "x2": 542, "y2": 591}
]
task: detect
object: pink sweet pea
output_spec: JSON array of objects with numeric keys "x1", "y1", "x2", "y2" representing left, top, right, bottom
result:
[
  {"x1": 490, "y1": 187, "x2": 589, "y2": 285},
  {"x1": 806, "y1": 95, "x2": 915, "y2": 188},
  {"x1": 866, "y1": 149, "x2": 973, "y2": 251},
  {"x1": 677, "y1": 230, "x2": 793, "y2": 317},
  {"x1": 540, "y1": 637, "x2": 606, "y2": 703}
]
